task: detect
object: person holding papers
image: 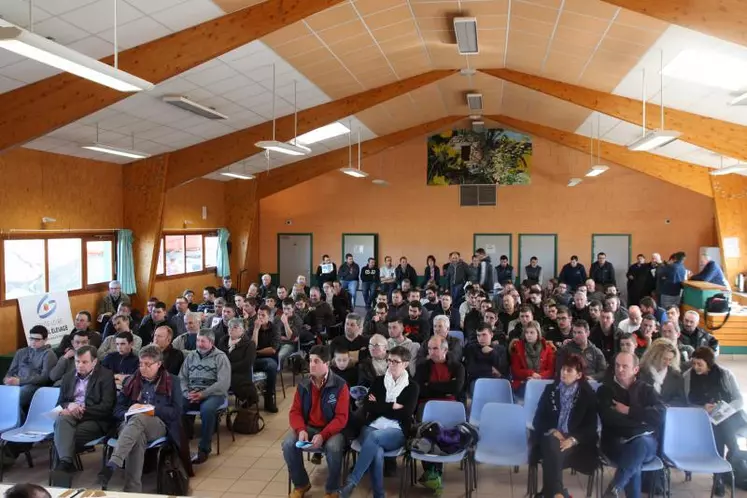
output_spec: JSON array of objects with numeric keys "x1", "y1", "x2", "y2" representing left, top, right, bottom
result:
[
  {"x1": 597, "y1": 352, "x2": 665, "y2": 498},
  {"x1": 51, "y1": 345, "x2": 116, "y2": 487},
  {"x1": 315, "y1": 254, "x2": 338, "y2": 287},
  {"x1": 684, "y1": 346, "x2": 747, "y2": 496},
  {"x1": 98, "y1": 345, "x2": 183, "y2": 492}
]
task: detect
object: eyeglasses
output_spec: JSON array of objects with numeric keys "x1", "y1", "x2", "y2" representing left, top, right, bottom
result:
[
  {"x1": 386, "y1": 358, "x2": 404, "y2": 365},
  {"x1": 558, "y1": 316, "x2": 570, "y2": 321},
  {"x1": 370, "y1": 343, "x2": 387, "y2": 349},
  {"x1": 139, "y1": 362, "x2": 158, "y2": 369},
  {"x1": 28, "y1": 336, "x2": 43, "y2": 342}
]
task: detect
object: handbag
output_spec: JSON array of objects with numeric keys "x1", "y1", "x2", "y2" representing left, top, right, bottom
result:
[
  {"x1": 226, "y1": 407, "x2": 265, "y2": 435},
  {"x1": 157, "y1": 443, "x2": 189, "y2": 495},
  {"x1": 705, "y1": 293, "x2": 731, "y2": 331}
]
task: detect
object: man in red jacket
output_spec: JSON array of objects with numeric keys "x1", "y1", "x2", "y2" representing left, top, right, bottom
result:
[{"x1": 282, "y1": 345, "x2": 350, "y2": 498}]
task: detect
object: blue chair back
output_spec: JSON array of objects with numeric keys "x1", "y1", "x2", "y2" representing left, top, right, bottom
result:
[
  {"x1": 470, "y1": 378, "x2": 512, "y2": 425},
  {"x1": 24, "y1": 387, "x2": 59, "y2": 432},
  {"x1": 422, "y1": 400, "x2": 466, "y2": 428},
  {"x1": 0, "y1": 386, "x2": 20, "y2": 432},
  {"x1": 448, "y1": 331, "x2": 465, "y2": 346},
  {"x1": 478, "y1": 403, "x2": 528, "y2": 456},
  {"x1": 523, "y1": 379, "x2": 553, "y2": 427},
  {"x1": 663, "y1": 407, "x2": 719, "y2": 461}
]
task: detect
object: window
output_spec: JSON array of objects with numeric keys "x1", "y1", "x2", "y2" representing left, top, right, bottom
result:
[
  {"x1": 156, "y1": 231, "x2": 217, "y2": 279},
  {"x1": 2, "y1": 234, "x2": 116, "y2": 301}
]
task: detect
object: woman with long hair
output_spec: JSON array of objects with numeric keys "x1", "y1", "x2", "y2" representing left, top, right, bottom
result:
[
  {"x1": 423, "y1": 255, "x2": 441, "y2": 289},
  {"x1": 639, "y1": 338, "x2": 686, "y2": 406},
  {"x1": 509, "y1": 320, "x2": 556, "y2": 396},
  {"x1": 532, "y1": 353, "x2": 598, "y2": 498}
]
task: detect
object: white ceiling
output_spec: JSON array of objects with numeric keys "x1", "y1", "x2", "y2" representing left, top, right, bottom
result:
[{"x1": 574, "y1": 25, "x2": 747, "y2": 172}]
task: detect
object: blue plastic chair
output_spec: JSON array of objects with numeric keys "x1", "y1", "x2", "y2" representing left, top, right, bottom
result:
[
  {"x1": 472, "y1": 403, "x2": 528, "y2": 494},
  {"x1": 522, "y1": 379, "x2": 553, "y2": 430},
  {"x1": 345, "y1": 437, "x2": 407, "y2": 496},
  {"x1": 101, "y1": 437, "x2": 169, "y2": 491},
  {"x1": 469, "y1": 378, "x2": 513, "y2": 426},
  {"x1": 663, "y1": 407, "x2": 734, "y2": 497},
  {"x1": 0, "y1": 387, "x2": 59, "y2": 482},
  {"x1": 185, "y1": 398, "x2": 230, "y2": 455},
  {"x1": 0, "y1": 386, "x2": 21, "y2": 434},
  {"x1": 448, "y1": 331, "x2": 465, "y2": 346},
  {"x1": 405, "y1": 401, "x2": 471, "y2": 498}
]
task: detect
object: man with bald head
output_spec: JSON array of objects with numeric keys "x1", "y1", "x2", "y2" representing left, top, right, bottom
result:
[
  {"x1": 598, "y1": 351, "x2": 664, "y2": 498},
  {"x1": 153, "y1": 325, "x2": 184, "y2": 375},
  {"x1": 618, "y1": 306, "x2": 642, "y2": 334}
]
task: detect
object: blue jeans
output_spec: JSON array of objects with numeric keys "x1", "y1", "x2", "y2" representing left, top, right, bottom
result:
[
  {"x1": 451, "y1": 284, "x2": 465, "y2": 307},
  {"x1": 282, "y1": 427, "x2": 345, "y2": 493},
  {"x1": 360, "y1": 281, "x2": 377, "y2": 309},
  {"x1": 343, "y1": 280, "x2": 358, "y2": 307},
  {"x1": 380, "y1": 283, "x2": 395, "y2": 303},
  {"x1": 255, "y1": 357, "x2": 278, "y2": 396},
  {"x1": 277, "y1": 343, "x2": 296, "y2": 369},
  {"x1": 348, "y1": 425, "x2": 405, "y2": 498},
  {"x1": 183, "y1": 395, "x2": 225, "y2": 454},
  {"x1": 603, "y1": 434, "x2": 658, "y2": 498}
]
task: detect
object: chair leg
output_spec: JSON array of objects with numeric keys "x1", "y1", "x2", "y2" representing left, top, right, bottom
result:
[
  {"x1": 399, "y1": 456, "x2": 407, "y2": 498},
  {"x1": 586, "y1": 471, "x2": 594, "y2": 498},
  {"x1": 216, "y1": 413, "x2": 222, "y2": 455},
  {"x1": 730, "y1": 471, "x2": 735, "y2": 498},
  {"x1": 24, "y1": 450, "x2": 33, "y2": 468},
  {"x1": 280, "y1": 369, "x2": 286, "y2": 399},
  {"x1": 463, "y1": 457, "x2": 470, "y2": 498},
  {"x1": 0, "y1": 441, "x2": 6, "y2": 482}
]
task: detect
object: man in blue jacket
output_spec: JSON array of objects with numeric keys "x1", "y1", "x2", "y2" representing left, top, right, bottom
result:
[
  {"x1": 338, "y1": 254, "x2": 361, "y2": 308},
  {"x1": 98, "y1": 345, "x2": 183, "y2": 492},
  {"x1": 558, "y1": 256, "x2": 587, "y2": 291},
  {"x1": 658, "y1": 253, "x2": 687, "y2": 308},
  {"x1": 691, "y1": 252, "x2": 728, "y2": 288}
]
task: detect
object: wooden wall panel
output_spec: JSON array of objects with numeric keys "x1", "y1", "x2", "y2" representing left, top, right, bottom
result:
[
  {"x1": 710, "y1": 175, "x2": 747, "y2": 285},
  {"x1": 152, "y1": 273, "x2": 223, "y2": 307},
  {"x1": 225, "y1": 180, "x2": 259, "y2": 292},
  {"x1": 163, "y1": 179, "x2": 226, "y2": 230}
]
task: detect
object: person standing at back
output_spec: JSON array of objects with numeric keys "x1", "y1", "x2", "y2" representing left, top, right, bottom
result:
[
  {"x1": 590, "y1": 252, "x2": 616, "y2": 289},
  {"x1": 475, "y1": 248, "x2": 494, "y2": 294},
  {"x1": 525, "y1": 256, "x2": 543, "y2": 287},
  {"x1": 559, "y1": 256, "x2": 587, "y2": 292},
  {"x1": 338, "y1": 254, "x2": 361, "y2": 308}
]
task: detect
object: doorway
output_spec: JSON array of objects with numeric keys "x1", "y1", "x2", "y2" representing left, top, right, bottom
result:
[
  {"x1": 278, "y1": 233, "x2": 312, "y2": 288},
  {"x1": 342, "y1": 233, "x2": 378, "y2": 307},
  {"x1": 591, "y1": 234, "x2": 632, "y2": 298}
]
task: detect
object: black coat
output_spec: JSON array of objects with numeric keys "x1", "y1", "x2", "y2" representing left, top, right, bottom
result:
[
  {"x1": 58, "y1": 363, "x2": 116, "y2": 432},
  {"x1": 638, "y1": 367, "x2": 687, "y2": 407},
  {"x1": 597, "y1": 379, "x2": 665, "y2": 442},
  {"x1": 217, "y1": 335, "x2": 257, "y2": 404},
  {"x1": 532, "y1": 381, "x2": 599, "y2": 473},
  {"x1": 415, "y1": 357, "x2": 465, "y2": 400},
  {"x1": 363, "y1": 375, "x2": 419, "y2": 436}
]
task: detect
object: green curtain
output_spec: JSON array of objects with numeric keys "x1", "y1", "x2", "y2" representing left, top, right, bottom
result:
[
  {"x1": 117, "y1": 229, "x2": 137, "y2": 294},
  {"x1": 217, "y1": 228, "x2": 231, "y2": 278}
]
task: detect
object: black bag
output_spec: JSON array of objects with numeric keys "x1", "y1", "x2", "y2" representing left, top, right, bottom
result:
[
  {"x1": 226, "y1": 407, "x2": 265, "y2": 435},
  {"x1": 157, "y1": 444, "x2": 189, "y2": 496},
  {"x1": 705, "y1": 293, "x2": 731, "y2": 330}
]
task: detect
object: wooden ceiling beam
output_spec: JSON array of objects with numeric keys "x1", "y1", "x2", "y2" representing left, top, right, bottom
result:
[
  {"x1": 481, "y1": 68, "x2": 747, "y2": 163},
  {"x1": 254, "y1": 115, "x2": 461, "y2": 198},
  {"x1": 601, "y1": 0, "x2": 747, "y2": 48},
  {"x1": 0, "y1": 0, "x2": 346, "y2": 154},
  {"x1": 486, "y1": 114, "x2": 714, "y2": 198},
  {"x1": 165, "y1": 70, "x2": 457, "y2": 189}
]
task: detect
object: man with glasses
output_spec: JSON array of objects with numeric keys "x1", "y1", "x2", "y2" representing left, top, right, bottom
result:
[
  {"x1": 97, "y1": 280, "x2": 130, "y2": 331},
  {"x1": 4, "y1": 325, "x2": 57, "y2": 410},
  {"x1": 546, "y1": 306, "x2": 573, "y2": 348},
  {"x1": 364, "y1": 303, "x2": 388, "y2": 337},
  {"x1": 358, "y1": 335, "x2": 389, "y2": 387},
  {"x1": 98, "y1": 345, "x2": 182, "y2": 492}
]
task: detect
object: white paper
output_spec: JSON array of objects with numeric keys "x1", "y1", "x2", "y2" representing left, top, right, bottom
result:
[
  {"x1": 125, "y1": 404, "x2": 155, "y2": 420},
  {"x1": 43, "y1": 405, "x2": 63, "y2": 420},
  {"x1": 724, "y1": 237, "x2": 740, "y2": 258},
  {"x1": 710, "y1": 400, "x2": 737, "y2": 426},
  {"x1": 321, "y1": 264, "x2": 333, "y2": 274}
]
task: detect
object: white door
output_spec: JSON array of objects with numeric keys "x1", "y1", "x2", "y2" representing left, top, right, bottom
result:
[
  {"x1": 518, "y1": 234, "x2": 557, "y2": 285},
  {"x1": 591, "y1": 234, "x2": 631, "y2": 298},
  {"x1": 278, "y1": 234, "x2": 311, "y2": 288}
]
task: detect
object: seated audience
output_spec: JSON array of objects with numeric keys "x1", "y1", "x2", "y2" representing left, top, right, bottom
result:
[
  {"x1": 597, "y1": 352, "x2": 664, "y2": 498},
  {"x1": 464, "y1": 324, "x2": 509, "y2": 385},
  {"x1": 171, "y1": 312, "x2": 202, "y2": 352},
  {"x1": 101, "y1": 331, "x2": 139, "y2": 386},
  {"x1": 203, "y1": 297, "x2": 225, "y2": 328},
  {"x1": 358, "y1": 334, "x2": 389, "y2": 387},
  {"x1": 587, "y1": 300, "x2": 602, "y2": 328},
  {"x1": 605, "y1": 295, "x2": 628, "y2": 328},
  {"x1": 276, "y1": 298, "x2": 303, "y2": 368},
  {"x1": 364, "y1": 303, "x2": 389, "y2": 337},
  {"x1": 639, "y1": 339, "x2": 686, "y2": 406},
  {"x1": 639, "y1": 297, "x2": 667, "y2": 324},
  {"x1": 4, "y1": 325, "x2": 57, "y2": 410},
  {"x1": 402, "y1": 301, "x2": 431, "y2": 344},
  {"x1": 569, "y1": 291, "x2": 591, "y2": 323},
  {"x1": 50, "y1": 330, "x2": 90, "y2": 386},
  {"x1": 98, "y1": 345, "x2": 182, "y2": 492},
  {"x1": 684, "y1": 346, "x2": 746, "y2": 496},
  {"x1": 153, "y1": 325, "x2": 184, "y2": 376},
  {"x1": 618, "y1": 305, "x2": 642, "y2": 334},
  {"x1": 330, "y1": 347, "x2": 358, "y2": 387},
  {"x1": 136, "y1": 301, "x2": 171, "y2": 346},
  {"x1": 556, "y1": 320, "x2": 607, "y2": 381},
  {"x1": 283, "y1": 345, "x2": 349, "y2": 498},
  {"x1": 97, "y1": 280, "x2": 130, "y2": 329},
  {"x1": 98, "y1": 315, "x2": 142, "y2": 359},
  {"x1": 634, "y1": 314, "x2": 658, "y2": 357},
  {"x1": 417, "y1": 315, "x2": 462, "y2": 361},
  {"x1": 217, "y1": 318, "x2": 257, "y2": 406},
  {"x1": 590, "y1": 308, "x2": 618, "y2": 362},
  {"x1": 507, "y1": 304, "x2": 535, "y2": 341},
  {"x1": 386, "y1": 290, "x2": 408, "y2": 322},
  {"x1": 585, "y1": 279, "x2": 605, "y2": 303},
  {"x1": 251, "y1": 305, "x2": 280, "y2": 413},
  {"x1": 546, "y1": 306, "x2": 573, "y2": 348},
  {"x1": 305, "y1": 287, "x2": 335, "y2": 341},
  {"x1": 259, "y1": 274, "x2": 277, "y2": 301},
  {"x1": 338, "y1": 346, "x2": 418, "y2": 498},
  {"x1": 330, "y1": 313, "x2": 369, "y2": 366},
  {"x1": 51, "y1": 345, "x2": 116, "y2": 487},
  {"x1": 532, "y1": 354, "x2": 598, "y2": 498},
  {"x1": 509, "y1": 321, "x2": 556, "y2": 394},
  {"x1": 665, "y1": 305, "x2": 681, "y2": 328},
  {"x1": 660, "y1": 321, "x2": 693, "y2": 369},
  {"x1": 56, "y1": 311, "x2": 101, "y2": 355},
  {"x1": 481, "y1": 307, "x2": 506, "y2": 346},
  {"x1": 169, "y1": 296, "x2": 190, "y2": 336},
  {"x1": 101, "y1": 303, "x2": 136, "y2": 341},
  {"x1": 422, "y1": 286, "x2": 440, "y2": 314},
  {"x1": 386, "y1": 319, "x2": 419, "y2": 374},
  {"x1": 196, "y1": 286, "x2": 217, "y2": 315},
  {"x1": 681, "y1": 310, "x2": 719, "y2": 353},
  {"x1": 433, "y1": 292, "x2": 461, "y2": 332},
  {"x1": 180, "y1": 329, "x2": 231, "y2": 464},
  {"x1": 216, "y1": 275, "x2": 237, "y2": 303}
]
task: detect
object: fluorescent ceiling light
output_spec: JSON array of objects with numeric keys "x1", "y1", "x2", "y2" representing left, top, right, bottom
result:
[
  {"x1": 662, "y1": 49, "x2": 747, "y2": 92},
  {"x1": 585, "y1": 165, "x2": 609, "y2": 177},
  {"x1": 453, "y1": 17, "x2": 478, "y2": 55},
  {"x1": 163, "y1": 95, "x2": 228, "y2": 120},
  {"x1": 255, "y1": 140, "x2": 310, "y2": 156},
  {"x1": 627, "y1": 130, "x2": 681, "y2": 151},
  {"x1": 221, "y1": 172, "x2": 255, "y2": 180},
  {"x1": 567, "y1": 178, "x2": 583, "y2": 187},
  {"x1": 0, "y1": 26, "x2": 153, "y2": 92},
  {"x1": 295, "y1": 122, "x2": 350, "y2": 145},
  {"x1": 372, "y1": 178, "x2": 389, "y2": 186},
  {"x1": 339, "y1": 167, "x2": 368, "y2": 178},
  {"x1": 82, "y1": 143, "x2": 150, "y2": 159},
  {"x1": 728, "y1": 92, "x2": 747, "y2": 106},
  {"x1": 710, "y1": 164, "x2": 747, "y2": 176}
]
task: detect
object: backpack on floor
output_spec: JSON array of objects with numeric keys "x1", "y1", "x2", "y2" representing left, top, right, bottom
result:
[
  {"x1": 227, "y1": 407, "x2": 265, "y2": 435},
  {"x1": 157, "y1": 443, "x2": 190, "y2": 496}
]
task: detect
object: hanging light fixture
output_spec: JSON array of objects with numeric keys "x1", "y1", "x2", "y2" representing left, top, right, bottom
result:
[
  {"x1": 221, "y1": 160, "x2": 254, "y2": 180},
  {"x1": 627, "y1": 51, "x2": 681, "y2": 151},
  {"x1": 340, "y1": 124, "x2": 368, "y2": 178},
  {"x1": 83, "y1": 125, "x2": 150, "y2": 159},
  {"x1": 0, "y1": 1, "x2": 153, "y2": 92},
  {"x1": 255, "y1": 70, "x2": 311, "y2": 156},
  {"x1": 586, "y1": 113, "x2": 609, "y2": 177},
  {"x1": 710, "y1": 156, "x2": 747, "y2": 176}
]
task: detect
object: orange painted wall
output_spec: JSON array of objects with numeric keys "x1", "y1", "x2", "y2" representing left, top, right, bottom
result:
[
  {"x1": 259, "y1": 137, "x2": 716, "y2": 275},
  {"x1": 163, "y1": 179, "x2": 226, "y2": 230}
]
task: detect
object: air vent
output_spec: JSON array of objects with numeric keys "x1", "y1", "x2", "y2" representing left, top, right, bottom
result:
[
  {"x1": 466, "y1": 93, "x2": 483, "y2": 112},
  {"x1": 460, "y1": 185, "x2": 496, "y2": 206},
  {"x1": 453, "y1": 17, "x2": 478, "y2": 55},
  {"x1": 163, "y1": 95, "x2": 228, "y2": 120}
]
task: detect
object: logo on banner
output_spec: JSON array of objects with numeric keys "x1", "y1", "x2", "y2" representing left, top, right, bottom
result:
[{"x1": 36, "y1": 294, "x2": 58, "y2": 319}]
